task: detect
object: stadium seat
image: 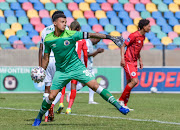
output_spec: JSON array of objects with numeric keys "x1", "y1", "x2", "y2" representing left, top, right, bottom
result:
[
  {"x1": 152, "y1": 11, "x2": 162, "y2": 19},
  {"x1": 173, "y1": 25, "x2": 180, "y2": 34},
  {"x1": 141, "y1": 11, "x2": 151, "y2": 19},
  {"x1": 8, "y1": 35, "x2": 19, "y2": 44},
  {"x1": 30, "y1": 46, "x2": 38, "y2": 50},
  {"x1": 50, "y1": 10, "x2": 57, "y2": 17},
  {"x1": 56, "y1": 2, "x2": 67, "y2": 11},
  {"x1": 7, "y1": 16, "x2": 17, "y2": 25},
  {"x1": 129, "y1": 11, "x2": 140, "y2": 19},
  {"x1": 163, "y1": 0, "x2": 173, "y2": 4},
  {"x1": 122, "y1": 32, "x2": 131, "y2": 39},
  {"x1": 107, "y1": 11, "x2": 117, "y2": 19},
  {"x1": 127, "y1": 25, "x2": 138, "y2": 33},
  {"x1": 34, "y1": 2, "x2": 44, "y2": 11},
  {"x1": 118, "y1": 0, "x2": 128, "y2": 4},
  {"x1": 16, "y1": 10, "x2": 26, "y2": 17},
  {"x1": 4, "y1": 10, "x2": 14, "y2": 17},
  {"x1": 152, "y1": 0, "x2": 163, "y2": 5},
  {"x1": 166, "y1": 43, "x2": 177, "y2": 50},
  {"x1": 145, "y1": 31, "x2": 156, "y2": 40},
  {"x1": 174, "y1": 0, "x2": 180, "y2": 5},
  {"x1": 105, "y1": 24, "x2": 115, "y2": 33},
  {"x1": 175, "y1": 11, "x2": 180, "y2": 19},
  {"x1": 16, "y1": 30, "x2": 27, "y2": 38},
  {"x1": 32, "y1": 36, "x2": 41, "y2": 44},
  {"x1": 63, "y1": 0, "x2": 73, "y2": 3},
  {"x1": 23, "y1": 24, "x2": 34, "y2": 32},
  {"x1": 18, "y1": 0, "x2": 28, "y2": 3},
  {"x1": 0, "y1": 23, "x2": 10, "y2": 31},
  {"x1": 81, "y1": 24, "x2": 92, "y2": 32},
  {"x1": 157, "y1": 31, "x2": 167, "y2": 39},
  {"x1": 107, "y1": 0, "x2": 118, "y2": 4},
  {"x1": 161, "y1": 37, "x2": 172, "y2": 45},
  {"x1": 66, "y1": 17, "x2": 74, "y2": 26},
  {"x1": 27, "y1": 9, "x2": 39, "y2": 18},
  {"x1": 96, "y1": 0, "x2": 106, "y2": 4},
  {"x1": 113, "y1": 3, "x2": 124, "y2": 12},
  {"x1": 135, "y1": 3, "x2": 146, "y2": 12},
  {"x1": 103, "y1": 39, "x2": 111, "y2": 45},
  {"x1": 144, "y1": 37, "x2": 149, "y2": 44},
  {"x1": 124, "y1": 3, "x2": 135, "y2": 12},
  {"x1": 110, "y1": 17, "x2": 121, "y2": 26},
  {"x1": 21, "y1": 36, "x2": 32, "y2": 45},
  {"x1": 150, "y1": 38, "x2": 162, "y2": 48},
  {"x1": 68, "y1": 2, "x2": 79, "y2": 11},
  {"x1": 164, "y1": 11, "x2": 174, "y2": 19},
  {"x1": 146, "y1": 17, "x2": 156, "y2": 26},
  {"x1": 64, "y1": 10, "x2": 73, "y2": 18},
  {"x1": 129, "y1": 0, "x2": 139, "y2": 4},
  {"x1": 162, "y1": 24, "x2": 172, "y2": 33},
  {"x1": 140, "y1": 0, "x2": 151, "y2": 4},
  {"x1": 0, "y1": 17, "x2": 5, "y2": 23},
  {"x1": 122, "y1": 18, "x2": 133, "y2": 26},
  {"x1": 116, "y1": 24, "x2": 126, "y2": 33},
  {"x1": 110, "y1": 31, "x2": 121, "y2": 36},
  {"x1": 169, "y1": 3, "x2": 179, "y2": 13},
  {"x1": 151, "y1": 25, "x2": 161, "y2": 33},
  {"x1": 134, "y1": 18, "x2": 141, "y2": 26},
  {"x1": 10, "y1": 2, "x2": 21, "y2": 10},
  {"x1": 39, "y1": 10, "x2": 50, "y2": 18},
  {"x1": 99, "y1": 18, "x2": 109, "y2": 26},
  {"x1": 92, "y1": 24, "x2": 103, "y2": 32},
  {"x1": 35, "y1": 24, "x2": 45, "y2": 32},
  {"x1": 88, "y1": 18, "x2": 98, "y2": 26},
  {"x1": 0, "y1": 2, "x2": 10, "y2": 10},
  {"x1": 168, "y1": 31, "x2": 178, "y2": 39},
  {"x1": 6, "y1": 0, "x2": 17, "y2": 2},
  {"x1": 79, "y1": 2, "x2": 90, "y2": 11},
  {"x1": 4, "y1": 29, "x2": 15, "y2": 38},
  {"x1": 101, "y1": 3, "x2": 113, "y2": 11},
  {"x1": 108, "y1": 42, "x2": 119, "y2": 50},
  {"x1": 18, "y1": 16, "x2": 29, "y2": 25},
  {"x1": 11, "y1": 23, "x2": 22, "y2": 32},
  {"x1": 146, "y1": 3, "x2": 157, "y2": 13},
  {"x1": 90, "y1": 3, "x2": 101, "y2": 11},
  {"x1": 45, "y1": 2, "x2": 56, "y2": 11},
  {"x1": 74, "y1": 0, "x2": 84, "y2": 4},
  {"x1": 72, "y1": 10, "x2": 84, "y2": 19},
  {"x1": 169, "y1": 17, "x2": 179, "y2": 26},
  {"x1": 0, "y1": 0, "x2": 5, "y2": 1},
  {"x1": 0, "y1": 10, "x2": 4, "y2": 17},
  {"x1": 142, "y1": 42, "x2": 154, "y2": 50},
  {"x1": 22, "y1": 2, "x2": 33, "y2": 11},
  {"x1": 28, "y1": 30, "x2": 39, "y2": 38},
  {"x1": 158, "y1": 3, "x2": 169, "y2": 12},
  {"x1": 85, "y1": 0, "x2": 96, "y2": 3},
  {"x1": 95, "y1": 10, "x2": 106, "y2": 19},
  {"x1": 40, "y1": 0, "x2": 51, "y2": 4},
  {"x1": 156, "y1": 17, "x2": 167, "y2": 26},
  {"x1": 118, "y1": 11, "x2": 129, "y2": 19},
  {"x1": 77, "y1": 18, "x2": 87, "y2": 26},
  {"x1": 173, "y1": 37, "x2": 180, "y2": 45},
  {"x1": 13, "y1": 40, "x2": 26, "y2": 49},
  {"x1": 84, "y1": 11, "x2": 95, "y2": 19},
  {"x1": 30, "y1": 17, "x2": 41, "y2": 26},
  {"x1": 51, "y1": 0, "x2": 62, "y2": 4},
  {"x1": 42, "y1": 18, "x2": 52, "y2": 27}
]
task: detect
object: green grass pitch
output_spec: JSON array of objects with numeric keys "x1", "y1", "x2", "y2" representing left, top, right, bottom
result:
[{"x1": 0, "y1": 93, "x2": 180, "y2": 130}]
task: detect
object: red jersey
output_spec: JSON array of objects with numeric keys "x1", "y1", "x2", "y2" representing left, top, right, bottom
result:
[
  {"x1": 124, "y1": 31, "x2": 145, "y2": 63},
  {"x1": 76, "y1": 39, "x2": 88, "y2": 67}
]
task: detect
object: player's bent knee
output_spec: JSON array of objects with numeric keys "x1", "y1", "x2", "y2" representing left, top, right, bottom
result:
[
  {"x1": 86, "y1": 80, "x2": 99, "y2": 91},
  {"x1": 49, "y1": 94, "x2": 56, "y2": 101}
]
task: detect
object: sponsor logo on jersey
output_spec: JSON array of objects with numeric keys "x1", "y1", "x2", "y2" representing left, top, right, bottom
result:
[
  {"x1": 131, "y1": 72, "x2": 136, "y2": 77},
  {"x1": 64, "y1": 40, "x2": 70, "y2": 46},
  {"x1": 51, "y1": 44, "x2": 56, "y2": 48},
  {"x1": 138, "y1": 40, "x2": 141, "y2": 43},
  {"x1": 127, "y1": 38, "x2": 130, "y2": 42}
]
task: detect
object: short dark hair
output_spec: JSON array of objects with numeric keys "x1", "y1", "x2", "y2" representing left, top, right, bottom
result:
[
  {"x1": 138, "y1": 19, "x2": 150, "y2": 30},
  {"x1": 52, "y1": 11, "x2": 64, "y2": 19},
  {"x1": 52, "y1": 13, "x2": 66, "y2": 22},
  {"x1": 70, "y1": 20, "x2": 81, "y2": 31}
]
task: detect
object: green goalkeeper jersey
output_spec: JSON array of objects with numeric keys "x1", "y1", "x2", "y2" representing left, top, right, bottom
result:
[{"x1": 44, "y1": 30, "x2": 84, "y2": 72}]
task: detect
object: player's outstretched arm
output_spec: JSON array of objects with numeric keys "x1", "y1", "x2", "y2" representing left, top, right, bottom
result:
[
  {"x1": 39, "y1": 43, "x2": 43, "y2": 67},
  {"x1": 88, "y1": 33, "x2": 124, "y2": 48},
  {"x1": 120, "y1": 43, "x2": 126, "y2": 67},
  {"x1": 41, "y1": 53, "x2": 49, "y2": 70}
]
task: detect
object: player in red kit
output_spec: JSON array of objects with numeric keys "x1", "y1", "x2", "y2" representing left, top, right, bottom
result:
[{"x1": 117, "y1": 19, "x2": 151, "y2": 110}]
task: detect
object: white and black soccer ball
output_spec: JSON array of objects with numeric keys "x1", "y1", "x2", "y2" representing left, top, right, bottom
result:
[
  {"x1": 31, "y1": 67, "x2": 46, "y2": 83},
  {"x1": 150, "y1": 87, "x2": 158, "y2": 93}
]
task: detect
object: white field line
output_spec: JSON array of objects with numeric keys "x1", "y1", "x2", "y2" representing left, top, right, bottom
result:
[{"x1": 0, "y1": 107, "x2": 180, "y2": 125}]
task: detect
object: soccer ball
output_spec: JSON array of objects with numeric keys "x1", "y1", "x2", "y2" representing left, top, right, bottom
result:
[
  {"x1": 31, "y1": 67, "x2": 46, "y2": 83},
  {"x1": 150, "y1": 87, "x2": 158, "y2": 93}
]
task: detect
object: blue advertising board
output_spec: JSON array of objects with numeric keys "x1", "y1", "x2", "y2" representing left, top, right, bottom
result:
[{"x1": 124, "y1": 67, "x2": 180, "y2": 92}]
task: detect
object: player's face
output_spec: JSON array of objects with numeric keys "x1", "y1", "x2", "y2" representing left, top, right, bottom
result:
[
  {"x1": 54, "y1": 18, "x2": 67, "y2": 32},
  {"x1": 144, "y1": 24, "x2": 151, "y2": 33}
]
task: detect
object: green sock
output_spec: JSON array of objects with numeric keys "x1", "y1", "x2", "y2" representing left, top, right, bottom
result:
[
  {"x1": 99, "y1": 89, "x2": 122, "y2": 110},
  {"x1": 37, "y1": 98, "x2": 52, "y2": 120}
]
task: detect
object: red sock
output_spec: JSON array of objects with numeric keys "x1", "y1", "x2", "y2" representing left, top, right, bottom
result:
[
  {"x1": 68, "y1": 89, "x2": 76, "y2": 108},
  {"x1": 119, "y1": 84, "x2": 132, "y2": 105},
  {"x1": 60, "y1": 87, "x2": 66, "y2": 103}
]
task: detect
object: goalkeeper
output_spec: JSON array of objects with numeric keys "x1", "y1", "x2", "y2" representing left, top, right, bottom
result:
[{"x1": 32, "y1": 13, "x2": 129, "y2": 126}]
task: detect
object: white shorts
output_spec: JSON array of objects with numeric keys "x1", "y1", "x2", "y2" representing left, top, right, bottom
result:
[{"x1": 44, "y1": 57, "x2": 56, "y2": 86}]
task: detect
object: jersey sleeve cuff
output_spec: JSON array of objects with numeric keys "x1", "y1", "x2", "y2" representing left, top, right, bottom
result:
[{"x1": 83, "y1": 32, "x2": 88, "y2": 39}]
